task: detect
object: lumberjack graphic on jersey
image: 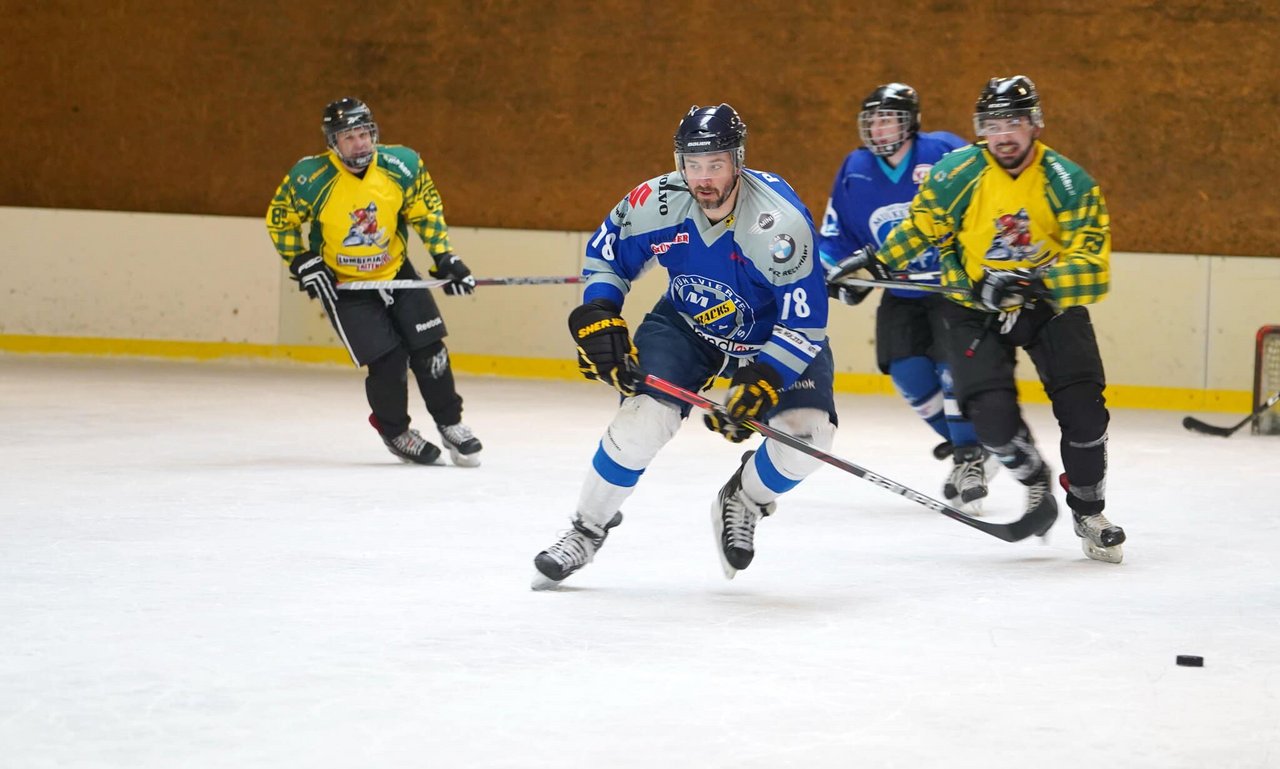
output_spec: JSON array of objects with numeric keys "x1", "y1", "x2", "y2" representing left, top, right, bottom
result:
[
  {"x1": 985, "y1": 209, "x2": 1042, "y2": 263},
  {"x1": 342, "y1": 202, "x2": 389, "y2": 248}
]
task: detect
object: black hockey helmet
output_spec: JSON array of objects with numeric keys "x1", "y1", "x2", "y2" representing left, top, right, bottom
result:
[
  {"x1": 673, "y1": 104, "x2": 747, "y2": 173},
  {"x1": 858, "y1": 83, "x2": 920, "y2": 157},
  {"x1": 973, "y1": 76, "x2": 1044, "y2": 136},
  {"x1": 322, "y1": 97, "x2": 379, "y2": 170}
]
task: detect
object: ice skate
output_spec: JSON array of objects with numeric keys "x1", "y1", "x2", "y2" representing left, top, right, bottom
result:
[
  {"x1": 942, "y1": 444, "x2": 990, "y2": 515},
  {"x1": 380, "y1": 427, "x2": 441, "y2": 465},
  {"x1": 711, "y1": 459, "x2": 776, "y2": 580},
  {"x1": 1072, "y1": 511, "x2": 1125, "y2": 564},
  {"x1": 438, "y1": 422, "x2": 482, "y2": 467},
  {"x1": 532, "y1": 512, "x2": 623, "y2": 590},
  {"x1": 1022, "y1": 464, "x2": 1059, "y2": 537}
]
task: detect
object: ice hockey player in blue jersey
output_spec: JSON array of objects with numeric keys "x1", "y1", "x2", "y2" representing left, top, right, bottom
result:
[
  {"x1": 533, "y1": 104, "x2": 838, "y2": 589},
  {"x1": 820, "y1": 83, "x2": 993, "y2": 513}
]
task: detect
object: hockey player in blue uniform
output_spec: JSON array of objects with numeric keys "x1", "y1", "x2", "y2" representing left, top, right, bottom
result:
[
  {"x1": 820, "y1": 83, "x2": 992, "y2": 513},
  {"x1": 532, "y1": 104, "x2": 837, "y2": 588}
]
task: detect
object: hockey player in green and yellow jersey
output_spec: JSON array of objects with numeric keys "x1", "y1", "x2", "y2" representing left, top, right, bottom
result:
[
  {"x1": 266, "y1": 97, "x2": 482, "y2": 467},
  {"x1": 829, "y1": 75, "x2": 1124, "y2": 563}
]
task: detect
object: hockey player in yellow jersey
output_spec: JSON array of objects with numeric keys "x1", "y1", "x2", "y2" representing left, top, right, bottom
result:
[
  {"x1": 266, "y1": 97, "x2": 482, "y2": 467},
  {"x1": 829, "y1": 75, "x2": 1124, "y2": 563}
]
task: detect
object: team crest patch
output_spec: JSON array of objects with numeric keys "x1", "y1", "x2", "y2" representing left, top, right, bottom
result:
[
  {"x1": 694, "y1": 299, "x2": 737, "y2": 325},
  {"x1": 770, "y1": 234, "x2": 796, "y2": 263}
]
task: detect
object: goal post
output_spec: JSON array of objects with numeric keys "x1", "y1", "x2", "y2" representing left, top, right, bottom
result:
[{"x1": 1253, "y1": 325, "x2": 1280, "y2": 435}]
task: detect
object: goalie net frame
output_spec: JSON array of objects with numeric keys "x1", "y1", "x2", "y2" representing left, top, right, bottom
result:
[{"x1": 1254, "y1": 325, "x2": 1280, "y2": 435}]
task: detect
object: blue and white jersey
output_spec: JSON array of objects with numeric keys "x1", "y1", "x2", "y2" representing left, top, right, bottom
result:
[
  {"x1": 582, "y1": 169, "x2": 827, "y2": 388},
  {"x1": 818, "y1": 130, "x2": 968, "y2": 298}
]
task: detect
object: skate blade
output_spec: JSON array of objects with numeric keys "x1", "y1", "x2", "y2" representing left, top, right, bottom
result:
[
  {"x1": 447, "y1": 448, "x2": 482, "y2": 468},
  {"x1": 710, "y1": 502, "x2": 738, "y2": 581},
  {"x1": 944, "y1": 495, "x2": 985, "y2": 518},
  {"x1": 531, "y1": 571, "x2": 564, "y2": 591},
  {"x1": 1081, "y1": 540, "x2": 1124, "y2": 564}
]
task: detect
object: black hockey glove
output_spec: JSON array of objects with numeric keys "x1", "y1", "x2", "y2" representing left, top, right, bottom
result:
[
  {"x1": 568, "y1": 298, "x2": 639, "y2": 397},
  {"x1": 289, "y1": 251, "x2": 337, "y2": 304},
  {"x1": 825, "y1": 263, "x2": 874, "y2": 306},
  {"x1": 826, "y1": 244, "x2": 894, "y2": 284},
  {"x1": 704, "y1": 361, "x2": 783, "y2": 443},
  {"x1": 429, "y1": 252, "x2": 477, "y2": 296},
  {"x1": 825, "y1": 245, "x2": 893, "y2": 305},
  {"x1": 972, "y1": 268, "x2": 1044, "y2": 312}
]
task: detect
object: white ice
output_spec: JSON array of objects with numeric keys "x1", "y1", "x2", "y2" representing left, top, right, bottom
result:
[{"x1": 2, "y1": 355, "x2": 1277, "y2": 769}]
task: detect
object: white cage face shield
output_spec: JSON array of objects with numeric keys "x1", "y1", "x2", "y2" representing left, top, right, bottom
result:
[
  {"x1": 858, "y1": 109, "x2": 914, "y2": 157},
  {"x1": 327, "y1": 123, "x2": 379, "y2": 170}
]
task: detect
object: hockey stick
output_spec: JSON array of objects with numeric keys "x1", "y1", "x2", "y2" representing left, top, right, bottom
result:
[
  {"x1": 1182, "y1": 391, "x2": 1280, "y2": 437},
  {"x1": 829, "y1": 276, "x2": 971, "y2": 297},
  {"x1": 642, "y1": 374, "x2": 1055, "y2": 543},
  {"x1": 337, "y1": 275, "x2": 582, "y2": 290},
  {"x1": 832, "y1": 254, "x2": 1060, "y2": 299}
]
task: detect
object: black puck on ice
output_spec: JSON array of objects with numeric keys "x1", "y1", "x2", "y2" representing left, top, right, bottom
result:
[{"x1": 1176, "y1": 655, "x2": 1204, "y2": 667}]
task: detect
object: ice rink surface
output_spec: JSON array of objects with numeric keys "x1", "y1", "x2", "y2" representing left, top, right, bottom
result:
[{"x1": 2, "y1": 355, "x2": 1277, "y2": 768}]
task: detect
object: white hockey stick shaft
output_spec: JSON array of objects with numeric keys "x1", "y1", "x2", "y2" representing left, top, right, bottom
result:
[
  {"x1": 832, "y1": 277, "x2": 970, "y2": 297},
  {"x1": 337, "y1": 275, "x2": 582, "y2": 290}
]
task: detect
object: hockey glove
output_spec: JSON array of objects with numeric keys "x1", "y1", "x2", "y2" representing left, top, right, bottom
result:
[
  {"x1": 826, "y1": 244, "x2": 894, "y2": 284},
  {"x1": 704, "y1": 361, "x2": 783, "y2": 443},
  {"x1": 429, "y1": 252, "x2": 477, "y2": 296},
  {"x1": 289, "y1": 251, "x2": 337, "y2": 304},
  {"x1": 972, "y1": 268, "x2": 1044, "y2": 312},
  {"x1": 825, "y1": 264, "x2": 874, "y2": 306},
  {"x1": 568, "y1": 298, "x2": 639, "y2": 397}
]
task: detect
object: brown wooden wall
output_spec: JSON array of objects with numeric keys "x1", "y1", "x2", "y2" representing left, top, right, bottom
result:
[{"x1": 6, "y1": 0, "x2": 1278, "y2": 256}]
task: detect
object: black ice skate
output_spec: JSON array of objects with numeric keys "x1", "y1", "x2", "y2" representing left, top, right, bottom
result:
[
  {"x1": 381, "y1": 427, "x2": 442, "y2": 465},
  {"x1": 1072, "y1": 512, "x2": 1126, "y2": 564},
  {"x1": 1059, "y1": 472, "x2": 1125, "y2": 563},
  {"x1": 711, "y1": 457, "x2": 776, "y2": 580},
  {"x1": 438, "y1": 422, "x2": 483, "y2": 468},
  {"x1": 531, "y1": 512, "x2": 623, "y2": 590},
  {"x1": 943, "y1": 444, "x2": 991, "y2": 515},
  {"x1": 1021, "y1": 464, "x2": 1059, "y2": 537}
]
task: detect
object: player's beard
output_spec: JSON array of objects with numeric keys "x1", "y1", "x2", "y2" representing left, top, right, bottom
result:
[
  {"x1": 991, "y1": 140, "x2": 1032, "y2": 170},
  {"x1": 694, "y1": 177, "x2": 738, "y2": 211}
]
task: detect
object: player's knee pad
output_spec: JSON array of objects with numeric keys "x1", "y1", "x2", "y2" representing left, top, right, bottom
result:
[
  {"x1": 599, "y1": 394, "x2": 683, "y2": 469},
  {"x1": 964, "y1": 388, "x2": 1021, "y2": 446},
  {"x1": 408, "y1": 341, "x2": 450, "y2": 379},
  {"x1": 763, "y1": 407, "x2": 835, "y2": 479},
  {"x1": 1052, "y1": 382, "x2": 1109, "y2": 447},
  {"x1": 367, "y1": 346, "x2": 409, "y2": 382}
]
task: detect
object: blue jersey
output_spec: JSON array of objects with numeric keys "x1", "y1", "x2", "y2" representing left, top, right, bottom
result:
[
  {"x1": 818, "y1": 130, "x2": 968, "y2": 298},
  {"x1": 582, "y1": 169, "x2": 827, "y2": 388}
]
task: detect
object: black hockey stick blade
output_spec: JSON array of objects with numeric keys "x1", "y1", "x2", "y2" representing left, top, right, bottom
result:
[
  {"x1": 1182, "y1": 391, "x2": 1280, "y2": 437},
  {"x1": 643, "y1": 374, "x2": 1054, "y2": 543},
  {"x1": 1180, "y1": 416, "x2": 1237, "y2": 437}
]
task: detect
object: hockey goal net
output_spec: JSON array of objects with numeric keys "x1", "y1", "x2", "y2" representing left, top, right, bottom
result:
[{"x1": 1254, "y1": 325, "x2": 1280, "y2": 435}]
